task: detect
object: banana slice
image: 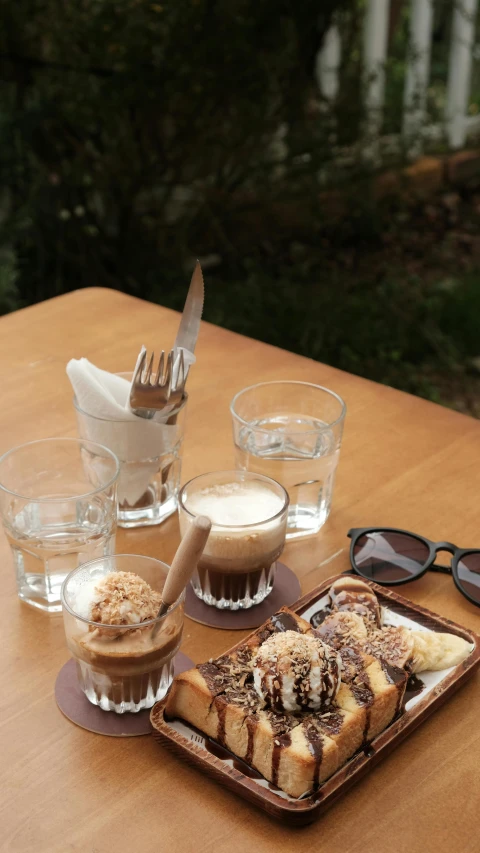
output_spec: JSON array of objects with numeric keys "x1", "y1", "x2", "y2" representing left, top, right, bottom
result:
[
  {"x1": 410, "y1": 631, "x2": 472, "y2": 672},
  {"x1": 364, "y1": 625, "x2": 415, "y2": 669},
  {"x1": 314, "y1": 611, "x2": 368, "y2": 650},
  {"x1": 329, "y1": 577, "x2": 381, "y2": 627}
]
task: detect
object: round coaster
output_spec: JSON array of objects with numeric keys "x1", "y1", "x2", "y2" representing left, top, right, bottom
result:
[
  {"x1": 184, "y1": 562, "x2": 301, "y2": 630},
  {"x1": 55, "y1": 651, "x2": 194, "y2": 737}
]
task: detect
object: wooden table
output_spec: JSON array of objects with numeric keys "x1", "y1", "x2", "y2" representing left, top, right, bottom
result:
[{"x1": 1, "y1": 288, "x2": 480, "y2": 853}]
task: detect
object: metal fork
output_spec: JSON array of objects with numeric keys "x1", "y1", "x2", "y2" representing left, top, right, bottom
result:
[{"x1": 129, "y1": 349, "x2": 185, "y2": 419}]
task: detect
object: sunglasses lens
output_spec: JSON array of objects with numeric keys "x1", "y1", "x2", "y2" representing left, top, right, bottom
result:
[
  {"x1": 456, "y1": 552, "x2": 480, "y2": 603},
  {"x1": 352, "y1": 531, "x2": 430, "y2": 582}
]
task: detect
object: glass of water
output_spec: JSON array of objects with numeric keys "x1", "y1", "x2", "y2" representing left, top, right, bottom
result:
[
  {"x1": 231, "y1": 381, "x2": 346, "y2": 539},
  {"x1": 0, "y1": 437, "x2": 119, "y2": 613}
]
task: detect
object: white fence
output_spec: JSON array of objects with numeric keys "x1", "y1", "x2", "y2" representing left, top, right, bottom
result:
[{"x1": 316, "y1": 0, "x2": 480, "y2": 158}]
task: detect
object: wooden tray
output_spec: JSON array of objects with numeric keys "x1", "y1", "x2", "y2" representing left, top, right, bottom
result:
[{"x1": 150, "y1": 574, "x2": 480, "y2": 825}]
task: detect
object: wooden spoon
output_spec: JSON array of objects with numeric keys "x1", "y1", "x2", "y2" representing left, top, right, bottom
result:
[{"x1": 152, "y1": 515, "x2": 211, "y2": 634}]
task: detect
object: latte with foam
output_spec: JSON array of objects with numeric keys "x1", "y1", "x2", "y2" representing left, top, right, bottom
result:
[{"x1": 179, "y1": 473, "x2": 288, "y2": 610}]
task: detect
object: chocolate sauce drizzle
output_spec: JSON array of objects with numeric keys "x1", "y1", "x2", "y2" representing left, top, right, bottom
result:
[
  {"x1": 245, "y1": 715, "x2": 256, "y2": 765},
  {"x1": 270, "y1": 611, "x2": 303, "y2": 633},
  {"x1": 261, "y1": 665, "x2": 283, "y2": 713},
  {"x1": 316, "y1": 710, "x2": 344, "y2": 737},
  {"x1": 197, "y1": 662, "x2": 221, "y2": 683},
  {"x1": 205, "y1": 735, "x2": 264, "y2": 779},
  {"x1": 403, "y1": 673, "x2": 426, "y2": 707},
  {"x1": 339, "y1": 647, "x2": 374, "y2": 744},
  {"x1": 310, "y1": 607, "x2": 332, "y2": 628},
  {"x1": 197, "y1": 663, "x2": 228, "y2": 696},
  {"x1": 352, "y1": 681, "x2": 374, "y2": 745},
  {"x1": 303, "y1": 722, "x2": 324, "y2": 789},
  {"x1": 293, "y1": 667, "x2": 307, "y2": 710},
  {"x1": 333, "y1": 594, "x2": 380, "y2": 625},
  {"x1": 380, "y1": 659, "x2": 408, "y2": 716},
  {"x1": 271, "y1": 731, "x2": 292, "y2": 787},
  {"x1": 256, "y1": 627, "x2": 272, "y2": 644},
  {"x1": 326, "y1": 578, "x2": 382, "y2": 627},
  {"x1": 216, "y1": 700, "x2": 227, "y2": 746}
]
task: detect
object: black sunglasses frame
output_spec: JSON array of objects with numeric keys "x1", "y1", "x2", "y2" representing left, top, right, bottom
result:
[{"x1": 347, "y1": 526, "x2": 480, "y2": 609}]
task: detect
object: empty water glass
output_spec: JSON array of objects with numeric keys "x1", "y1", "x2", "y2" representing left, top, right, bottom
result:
[
  {"x1": 0, "y1": 437, "x2": 119, "y2": 613},
  {"x1": 231, "y1": 381, "x2": 346, "y2": 539}
]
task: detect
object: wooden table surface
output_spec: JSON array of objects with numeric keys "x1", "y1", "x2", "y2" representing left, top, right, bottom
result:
[{"x1": 1, "y1": 288, "x2": 480, "y2": 853}]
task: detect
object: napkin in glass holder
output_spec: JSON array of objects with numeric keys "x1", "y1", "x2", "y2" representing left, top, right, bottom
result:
[{"x1": 68, "y1": 358, "x2": 189, "y2": 527}]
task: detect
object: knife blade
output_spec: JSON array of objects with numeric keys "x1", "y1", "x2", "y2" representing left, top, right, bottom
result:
[{"x1": 174, "y1": 260, "x2": 204, "y2": 356}]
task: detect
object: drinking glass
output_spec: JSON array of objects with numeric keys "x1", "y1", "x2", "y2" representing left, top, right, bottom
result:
[
  {"x1": 61, "y1": 554, "x2": 185, "y2": 713},
  {"x1": 0, "y1": 438, "x2": 119, "y2": 613},
  {"x1": 75, "y1": 385, "x2": 188, "y2": 528},
  {"x1": 231, "y1": 381, "x2": 346, "y2": 539},
  {"x1": 179, "y1": 470, "x2": 288, "y2": 610}
]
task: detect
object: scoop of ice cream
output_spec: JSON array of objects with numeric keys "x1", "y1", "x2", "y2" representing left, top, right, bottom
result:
[
  {"x1": 329, "y1": 577, "x2": 381, "y2": 627},
  {"x1": 252, "y1": 630, "x2": 341, "y2": 713},
  {"x1": 73, "y1": 571, "x2": 161, "y2": 633}
]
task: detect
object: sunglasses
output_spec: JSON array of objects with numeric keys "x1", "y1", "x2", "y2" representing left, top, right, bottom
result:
[{"x1": 347, "y1": 527, "x2": 480, "y2": 608}]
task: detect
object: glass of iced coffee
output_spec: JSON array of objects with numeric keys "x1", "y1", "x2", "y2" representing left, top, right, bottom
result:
[
  {"x1": 61, "y1": 554, "x2": 184, "y2": 713},
  {"x1": 178, "y1": 470, "x2": 288, "y2": 610}
]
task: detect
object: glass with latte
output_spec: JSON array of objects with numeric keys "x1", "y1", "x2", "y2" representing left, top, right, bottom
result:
[{"x1": 178, "y1": 470, "x2": 288, "y2": 610}]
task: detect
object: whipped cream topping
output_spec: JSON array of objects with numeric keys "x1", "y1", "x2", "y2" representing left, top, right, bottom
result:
[
  {"x1": 72, "y1": 571, "x2": 161, "y2": 630},
  {"x1": 184, "y1": 482, "x2": 283, "y2": 527},
  {"x1": 252, "y1": 630, "x2": 341, "y2": 713}
]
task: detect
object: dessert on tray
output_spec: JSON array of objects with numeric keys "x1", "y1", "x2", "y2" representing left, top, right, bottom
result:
[{"x1": 165, "y1": 577, "x2": 472, "y2": 798}]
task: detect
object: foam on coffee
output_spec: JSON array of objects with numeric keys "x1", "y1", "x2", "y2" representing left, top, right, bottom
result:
[
  {"x1": 182, "y1": 481, "x2": 286, "y2": 571},
  {"x1": 186, "y1": 481, "x2": 283, "y2": 527}
]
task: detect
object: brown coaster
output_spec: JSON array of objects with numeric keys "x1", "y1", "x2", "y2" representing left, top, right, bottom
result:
[
  {"x1": 185, "y1": 562, "x2": 301, "y2": 630},
  {"x1": 55, "y1": 652, "x2": 194, "y2": 737}
]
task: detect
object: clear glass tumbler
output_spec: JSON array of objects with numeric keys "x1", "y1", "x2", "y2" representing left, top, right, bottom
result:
[
  {"x1": 179, "y1": 470, "x2": 288, "y2": 610},
  {"x1": 231, "y1": 381, "x2": 346, "y2": 539},
  {"x1": 0, "y1": 437, "x2": 119, "y2": 614},
  {"x1": 61, "y1": 554, "x2": 185, "y2": 713},
  {"x1": 75, "y1": 388, "x2": 188, "y2": 528}
]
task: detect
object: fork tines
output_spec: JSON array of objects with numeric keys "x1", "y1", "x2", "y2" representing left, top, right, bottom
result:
[
  {"x1": 131, "y1": 346, "x2": 186, "y2": 414},
  {"x1": 135, "y1": 349, "x2": 172, "y2": 388}
]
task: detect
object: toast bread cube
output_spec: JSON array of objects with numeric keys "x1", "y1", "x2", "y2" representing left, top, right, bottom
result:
[
  {"x1": 311, "y1": 707, "x2": 365, "y2": 766},
  {"x1": 274, "y1": 720, "x2": 339, "y2": 798},
  {"x1": 165, "y1": 663, "x2": 229, "y2": 737}
]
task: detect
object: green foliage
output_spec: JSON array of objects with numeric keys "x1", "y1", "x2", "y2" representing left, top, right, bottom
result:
[
  {"x1": 0, "y1": 0, "x2": 345, "y2": 303},
  {"x1": 1, "y1": 0, "x2": 480, "y2": 412},
  {"x1": 193, "y1": 252, "x2": 465, "y2": 402},
  {"x1": 0, "y1": 248, "x2": 20, "y2": 313},
  {"x1": 438, "y1": 274, "x2": 480, "y2": 357}
]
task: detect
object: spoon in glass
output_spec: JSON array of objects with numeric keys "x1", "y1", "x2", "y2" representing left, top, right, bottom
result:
[{"x1": 152, "y1": 515, "x2": 211, "y2": 635}]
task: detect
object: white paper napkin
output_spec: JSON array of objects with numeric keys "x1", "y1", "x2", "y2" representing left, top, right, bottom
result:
[{"x1": 67, "y1": 353, "x2": 193, "y2": 505}]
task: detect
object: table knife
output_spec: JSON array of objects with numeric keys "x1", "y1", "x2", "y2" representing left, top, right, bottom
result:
[{"x1": 174, "y1": 260, "x2": 204, "y2": 358}]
